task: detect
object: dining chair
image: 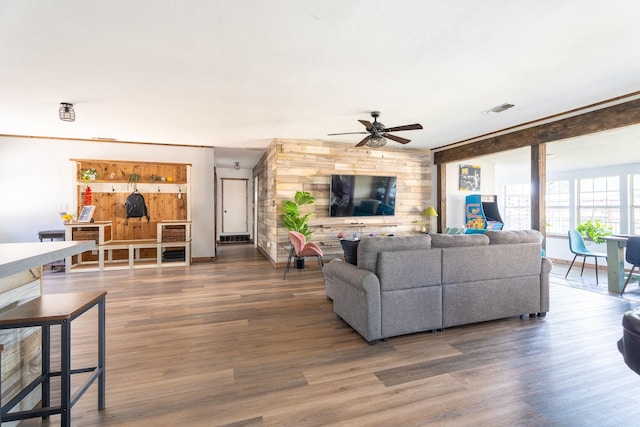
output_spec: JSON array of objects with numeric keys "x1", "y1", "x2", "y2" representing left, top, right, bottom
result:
[
  {"x1": 620, "y1": 236, "x2": 640, "y2": 295},
  {"x1": 565, "y1": 229, "x2": 607, "y2": 284},
  {"x1": 283, "y1": 231, "x2": 324, "y2": 279}
]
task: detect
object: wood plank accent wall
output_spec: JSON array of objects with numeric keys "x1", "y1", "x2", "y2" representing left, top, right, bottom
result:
[
  {"x1": 254, "y1": 144, "x2": 278, "y2": 264},
  {"x1": 254, "y1": 139, "x2": 432, "y2": 265}
]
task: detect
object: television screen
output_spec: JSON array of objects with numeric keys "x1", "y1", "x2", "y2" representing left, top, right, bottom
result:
[{"x1": 330, "y1": 175, "x2": 397, "y2": 217}]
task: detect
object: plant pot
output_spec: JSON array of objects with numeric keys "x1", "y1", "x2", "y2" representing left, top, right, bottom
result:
[{"x1": 295, "y1": 258, "x2": 305, "y2": 269}]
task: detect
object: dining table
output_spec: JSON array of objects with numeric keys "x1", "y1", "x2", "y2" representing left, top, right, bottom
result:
[{"x1": 602, "y1": 235, "x2": 637, "y2": 293}]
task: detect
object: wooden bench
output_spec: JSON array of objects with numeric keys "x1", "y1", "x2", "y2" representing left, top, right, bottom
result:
[{"x1": 67, "y1": 221, "x2": 191, "y2": 272}]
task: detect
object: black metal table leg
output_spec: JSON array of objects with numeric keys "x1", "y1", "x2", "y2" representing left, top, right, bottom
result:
[
  {"x1": 61, "y1": 319, "x2": 71, "y2": 427},
  {"x1": 98, "y1": 297, "x2": 106, "y2": 410},
  {"x1": 42, "y1": 324, "x2": 51, "y2": 419}
]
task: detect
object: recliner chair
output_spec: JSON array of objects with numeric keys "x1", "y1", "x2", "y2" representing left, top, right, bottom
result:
[{"x1": 618, "y1": 306, "x2": 640, "y2": 375}]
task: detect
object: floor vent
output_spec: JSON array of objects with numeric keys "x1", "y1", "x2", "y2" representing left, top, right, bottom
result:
[{"x1": 219, "y1": 234, "x2": 252, "y2": 244}]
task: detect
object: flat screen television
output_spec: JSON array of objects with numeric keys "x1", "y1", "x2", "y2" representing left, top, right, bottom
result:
[{"x1": 330, "y1": 175, "x2": 397, "y2": 217}]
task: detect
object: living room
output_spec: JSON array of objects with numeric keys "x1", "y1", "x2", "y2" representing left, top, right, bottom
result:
[{"x1": 2, "y1": 1, "x2": 640, "y2": 425}]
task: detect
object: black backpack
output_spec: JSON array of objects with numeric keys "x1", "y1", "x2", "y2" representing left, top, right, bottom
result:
[{"x1": 125, "y1": 191, "x2": 150, "y2": 224}]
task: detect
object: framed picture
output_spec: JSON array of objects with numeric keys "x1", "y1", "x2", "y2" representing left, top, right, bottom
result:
[
  {"x1": 459, "y1": 164, "x2": 481, "y2": 191},
  {"x1": 77, "y1": 205, "x2": 96, "y2": 223}
]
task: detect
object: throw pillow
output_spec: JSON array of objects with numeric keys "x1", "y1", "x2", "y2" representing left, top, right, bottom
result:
[{"x1": 340, "y1": 239, "x2": 360, "y2": 265}]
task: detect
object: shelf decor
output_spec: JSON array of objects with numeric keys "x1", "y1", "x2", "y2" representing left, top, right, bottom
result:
[{"x1": 81, "y1": 168, "x2": 98, "y2": 182}]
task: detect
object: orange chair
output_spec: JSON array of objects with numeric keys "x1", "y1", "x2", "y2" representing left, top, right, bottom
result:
[{"x1": 283, "y1": 231, "x2": 324, "y2": 279}]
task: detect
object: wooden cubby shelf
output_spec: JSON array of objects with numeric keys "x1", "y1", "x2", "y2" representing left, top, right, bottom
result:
[
  {"x1": 65, "y1": 221, "x2": 192, "y2": 272},
  {"x1": 69, "y1": 158, "x2": 192, "y2": 271}
]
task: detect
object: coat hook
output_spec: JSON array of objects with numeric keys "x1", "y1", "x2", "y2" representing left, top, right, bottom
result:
[
  {"x1": 158, "y1": 186, "x2": 161, "y2": 193},
  {"x1": 112, "y1": 186, "x2": 116, "y2": 192}
]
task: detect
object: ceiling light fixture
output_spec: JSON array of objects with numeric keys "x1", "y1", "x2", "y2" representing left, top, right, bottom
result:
[
  {"x1": 234, "y1": 161, "x2": 240, "y2": 170},
  {"x1": 59, "y1": 102, "x2": 75, "y2": 122},
  {"x1": 364, "y1": 136, "x2": 387, "y2": 148},
  {"x1": 482, "y1": 103, "x2": 514, "y2": 114}
]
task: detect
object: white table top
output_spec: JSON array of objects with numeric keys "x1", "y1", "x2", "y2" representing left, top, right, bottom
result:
[{"x1": 0, "y1": 241, "x2": 95, "y2": 279}]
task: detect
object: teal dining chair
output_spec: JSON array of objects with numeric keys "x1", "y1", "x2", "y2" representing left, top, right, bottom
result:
[{"x1": 565, "y1": 229, "x2": 607, "y2": 284}]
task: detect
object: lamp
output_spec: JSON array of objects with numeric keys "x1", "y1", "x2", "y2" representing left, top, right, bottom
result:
[
  {"x1": 423, "y1": 206, "x2": 438, "y2": 218},
  {"x1": 423, "y1": 206, "x2": 438, "y2": 233},
  {"x1": 59, "y1": 102, "x2": 75, "y2": 122},
  {"x1": 365, "y1": 136, "x2": 387, "y2": 148}
]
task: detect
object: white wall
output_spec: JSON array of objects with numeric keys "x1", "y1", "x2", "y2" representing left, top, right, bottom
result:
[
  {"x1": 445, "y1": 160, "x2": 496, "y2": 228},
  {"x1": 0, "y1": 136, "x2": 216, "y2": 258},
  {"x1": 215, "y1": 167, "x2": 254, "y2": 241}
]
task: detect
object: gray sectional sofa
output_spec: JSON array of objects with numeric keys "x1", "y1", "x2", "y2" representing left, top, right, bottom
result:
[{"x1": 323, "y1": 230, "x2": 552, "y2": 343}]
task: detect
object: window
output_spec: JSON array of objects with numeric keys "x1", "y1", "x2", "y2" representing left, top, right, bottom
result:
[
  {"x1": 546, "y1": 180, "x2": 570, "y2": 234},
  {"x1": 577, "y1": 176, "x2": 620, "y2": 234},
  {"x1": 632, "y1": 174, "x2": 640, "y2": 234},
  {"x1": 504, "y1": 183, "x2": 530, "y2": 230}
]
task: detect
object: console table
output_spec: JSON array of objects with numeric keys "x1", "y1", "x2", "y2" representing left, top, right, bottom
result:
[{"x1": 0, "y1": 291, "x2": 106, "y2": 426}]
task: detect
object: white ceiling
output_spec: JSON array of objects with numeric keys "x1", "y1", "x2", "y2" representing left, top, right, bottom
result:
[{"x1": 1, "y1": 1, "x2": 640, "y2": 169}]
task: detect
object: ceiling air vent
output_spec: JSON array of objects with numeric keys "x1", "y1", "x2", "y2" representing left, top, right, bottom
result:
[{"x1": 482, "y1": 103, "x2": 515, "y2": 114}]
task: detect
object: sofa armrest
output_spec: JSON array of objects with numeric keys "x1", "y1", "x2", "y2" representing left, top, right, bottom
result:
[
  {"x1": 323, "y1": 259, "x2": 383, "y2": 342},
  {"x1": 540, "y1": 257, "x2": 552, "y2": 313},
  {"x1": 324, "y1": 259, "x2": 380, "y2": 298}
]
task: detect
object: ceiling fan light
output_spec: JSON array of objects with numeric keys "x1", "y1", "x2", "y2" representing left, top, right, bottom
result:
[
  {"x1": 365, "y1": 136, "x2": 387, "y2": 148},
  {"x1": 59, "y1": 102, "x2": 75, "y2": 122}
]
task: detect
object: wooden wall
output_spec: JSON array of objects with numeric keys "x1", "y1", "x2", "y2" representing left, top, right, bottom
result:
[
  {"x1": 73, "y1": 159, "x2": 189, "y2": 241},
  {"x1": 254, "y1": 139, "x2": 432, "y2": 265}
]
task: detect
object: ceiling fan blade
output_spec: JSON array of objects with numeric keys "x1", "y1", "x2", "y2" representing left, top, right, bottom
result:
[
  {"x1": 383, "y1": 123, "x2": 423, "y2": 132},
  {"x1": 382, "y1": 133, "x2": 411, "y2": 144},
  {"x1": 355, "y1": 135, "x2": 372, "y2": 147},
  {"x1": 327, "y1": 131, "x2": 369, "y2": 136},
  {"x1": 358, "y1": 120, "x2": 374, "y2": 131}
]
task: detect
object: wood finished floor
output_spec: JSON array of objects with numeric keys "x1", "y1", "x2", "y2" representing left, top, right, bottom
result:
[{"x1": 20, "y1": 245, "x2": 640, "y2": 426}]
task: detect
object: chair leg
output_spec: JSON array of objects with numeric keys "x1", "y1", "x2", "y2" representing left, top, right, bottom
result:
[
  {"x1": 580, "y1": 256, "x2": 587, "y2": 277},
  {"x1": 317, "y1": 256, "x2": 324, "y2": 270},
  {"x1": 283, "y1": 246, "x2": 295, "y2": 279},
  {"x1": 594, "y1": 257, "x2": 599, "y2": 284},
  {"x1": 621, "y1": 265, "x2": 637, "y2": 295},
  {"x1": 565, "y1": 255, "x2": 578, "y2": 278}
]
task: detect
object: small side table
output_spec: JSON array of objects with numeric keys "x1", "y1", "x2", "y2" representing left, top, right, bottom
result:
[
  {"x1": 38, "y1": 230, "x2": 66, "y2": 242},
  {"x1": 38, "y1": 229, "x2": 66, "y2": 271},
  {"x1": 0, "y1": 291, "x2": 106, "y2": 426}
]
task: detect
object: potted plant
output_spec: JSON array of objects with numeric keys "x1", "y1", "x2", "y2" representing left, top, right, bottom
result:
[
  {"x1": 282, "y1": 190, "x2": 315, "y2": 268},
  {"x1": 576, "y1": 219, "x2": 612, "y2": 244}
]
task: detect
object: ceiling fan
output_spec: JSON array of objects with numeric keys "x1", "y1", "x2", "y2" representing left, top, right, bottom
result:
[{"x1": 328, "y1": 111, "x2": 423, "y2": 148}]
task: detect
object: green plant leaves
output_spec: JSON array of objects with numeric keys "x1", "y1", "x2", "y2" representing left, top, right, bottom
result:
[
  {"x1": 281, "y1": 191, "x2": 315, "y2": 240},
  {"x1": 577, "y1": 219, "x2": 612, "y2": 244}
]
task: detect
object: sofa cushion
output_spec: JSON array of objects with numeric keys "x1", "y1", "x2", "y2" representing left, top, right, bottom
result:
[
  {"x1": 442, "y1": 243, "x2": 542, "y2": 284},
  {"x1": 357, "y1": 234, "x2": 431, "y2": 273},
  {"x1": 340, "y1": 239, "x2": 360, "y2": 265},
  {"x1": 430, "y1": 233, "x2": 489, "y2": 248},
  {"x1": 377, "y1": 249, "x2": 442, "y2": 290},
  {"x1": 485, "y1": 229, "x2": 543, "y2": 245}
]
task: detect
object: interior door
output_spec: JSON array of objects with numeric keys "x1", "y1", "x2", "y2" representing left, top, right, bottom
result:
[{"x1": 222, "y1": 178, "x2": 248, "y2": 233}]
